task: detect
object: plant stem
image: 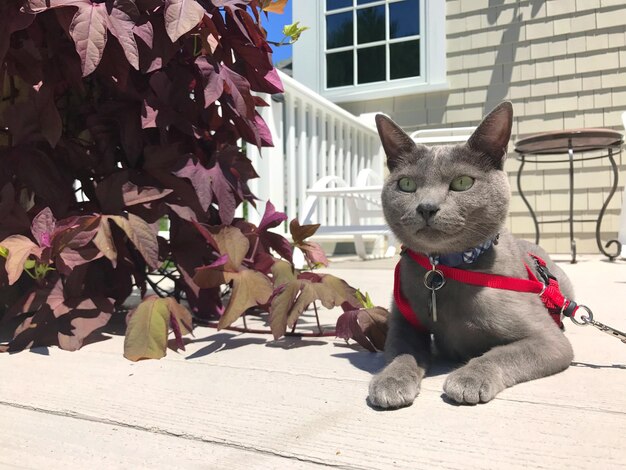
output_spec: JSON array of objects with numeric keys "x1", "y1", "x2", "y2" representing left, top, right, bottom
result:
[
  {"x1": 146, "y1": 276, "x2": 168, "y2": 298},
  {"x1": 312, "y1": 301, "x2": 323, "y2": 335}
]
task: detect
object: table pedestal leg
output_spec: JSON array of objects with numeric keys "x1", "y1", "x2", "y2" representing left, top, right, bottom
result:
[
  {"x1": 568, "y1": 141, "x2": 576, "y2": 263},
  {"x1": 516, "y1": 154, "x2": 540, "y2": 245},
  {"x1": 595, "y1": 148, "x2": 622, "y2": 261}
]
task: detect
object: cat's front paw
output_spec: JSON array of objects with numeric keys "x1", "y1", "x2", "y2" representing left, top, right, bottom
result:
[
  {"x1": 368, "y1": 371, "x2": 420, "y2": 409},
  {"x1": 443, "y1": 366, "x2": 505, "y2": 405}
]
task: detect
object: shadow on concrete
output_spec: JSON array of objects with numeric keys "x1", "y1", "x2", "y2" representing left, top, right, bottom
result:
[
  {"x1": 332, "y1": 350, "x2": 458, "y2": 377},
  {"x1": 28, "y1": 346, "x2": 50, "y2": 356},
  {"x1": 99, "y1": 311, "x2": 128, "y2": 336},
  {"x1": 332, "y1": 351, "x2": 386, "y2": 374},
  {"x1": 184, "y1": 332, "x2": 267, "y2": 359},
  {"x1": 265, "y1": 337, "x2": 328, "y2": 350},
  {"x1": 182, "y1": 332, "x2": 330, "y2": 359}
]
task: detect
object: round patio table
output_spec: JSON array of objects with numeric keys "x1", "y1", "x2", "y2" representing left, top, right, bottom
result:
[{"x1": 514, "y1": 128, "x2": 624, "y2": 263}]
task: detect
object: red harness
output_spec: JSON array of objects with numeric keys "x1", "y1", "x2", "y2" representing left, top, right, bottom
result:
[{"x1": 394, "y1": 249, "x2": 579, "y2": 333}]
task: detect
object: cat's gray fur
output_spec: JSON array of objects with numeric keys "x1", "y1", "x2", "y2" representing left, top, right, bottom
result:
[{"x1": 369, "y1": 102, "x2": 574, "y2": 408}]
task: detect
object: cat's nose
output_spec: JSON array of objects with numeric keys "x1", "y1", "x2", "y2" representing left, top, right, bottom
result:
[{"x1": 417, "y1": 203, "x2": 440, "y2": 222}]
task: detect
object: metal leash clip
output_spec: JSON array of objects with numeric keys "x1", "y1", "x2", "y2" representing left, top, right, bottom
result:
[
  {"x1": 424, "y1": 266, "x2": 445, "y2": 323},
  {"x1": 570, "y1": 305, "x2": 626, "y2": 344}
]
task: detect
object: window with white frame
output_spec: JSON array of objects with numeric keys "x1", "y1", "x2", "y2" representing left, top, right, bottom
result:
[
  {"x1": 325, "y1": 0, "x2": 422, "y2": 88},
  {"x1": 292, "y1": 0, "x2": 446, "y2": 103}
]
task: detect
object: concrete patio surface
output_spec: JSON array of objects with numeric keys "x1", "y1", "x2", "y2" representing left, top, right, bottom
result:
[{"x1": 1, "y1": 255, "x2": 626, "y2": 469}]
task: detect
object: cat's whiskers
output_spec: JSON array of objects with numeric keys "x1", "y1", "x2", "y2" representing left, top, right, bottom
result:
[{"x1": 456, "y1": 224, "x2": 494, "y2": 241}]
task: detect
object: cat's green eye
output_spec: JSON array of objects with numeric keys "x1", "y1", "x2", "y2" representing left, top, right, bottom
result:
[
  {"x1": 398, "y1": 177, "x2": 417, "y2": 193},
  {"x1": 450, "y1": 175, "x2": 475, "y2": 191}
]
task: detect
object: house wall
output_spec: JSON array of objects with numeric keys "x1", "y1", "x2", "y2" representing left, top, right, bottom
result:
[{"x1": 337, "y1": 0, "x2": 626, "y2": 255}]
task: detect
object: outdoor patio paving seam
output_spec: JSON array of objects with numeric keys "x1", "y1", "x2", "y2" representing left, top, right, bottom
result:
[{"x1": 0, "y1": 401, "x2": 370, "y2": 470}]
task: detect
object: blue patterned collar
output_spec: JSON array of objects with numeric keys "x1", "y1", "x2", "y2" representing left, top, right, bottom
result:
[{"x1": 428, "y1": 234, "x2": 499, "y2": 267}]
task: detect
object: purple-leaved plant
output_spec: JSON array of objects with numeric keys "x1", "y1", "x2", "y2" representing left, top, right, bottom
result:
[{"x1": 0, "y1": 0, "x2": 386, "y2": 358}]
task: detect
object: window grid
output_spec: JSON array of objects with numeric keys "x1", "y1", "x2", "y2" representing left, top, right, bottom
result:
[{"x1": 324, "y1": 0, "x2": 423, "y2": 89}]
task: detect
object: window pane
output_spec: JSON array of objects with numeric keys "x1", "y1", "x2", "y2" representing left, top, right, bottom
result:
[
  {"x1": 390, "y1": 0, "x2": 420, "y2": 38},
  {"x1": 327, "y1": 12, "x2": 353, "y2": 49},
  {"x1": 357, "y1": 0, "x2": 378, "y2": 4},
  {"x1": 327, "y1": 51, "x2": 354, "y2": 88},
  {"x1": 326, "y1": 0, "x2": 352, "y2": 11},
  {"x1": 357, "y1": 6, "x2": 385, "y2": 44},
  {"x1": 390, "y1": 40, "x2": 420, "y2": 79},
  {"x1": 357, "y1": 46, "x2": 386, "y2": 84}
]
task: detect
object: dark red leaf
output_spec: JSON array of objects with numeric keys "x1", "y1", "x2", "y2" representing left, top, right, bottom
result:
[
  {"x1": 0, "y1": 3, "x2": 34, "y2": 65},
  {"x1": 69, "y1": 3, "x2": 109, "y2": 76},
  {"x1": 258, "y1": 200, "x2": 286, "y2": 231},
  {"x1": 122, "y1": 182, "x2": 174, "y2": 206},
  {"x1": 4, "y1": 84, "x2": 62, "y2": 148},
  {"x1": 30, "y1": 207, "x2": 56, "y2": 249},
  {"x1": 336, "y1": 310, "x2": 375, "y2": 352},
  {"x1": 195, "y1": 56, "x2": 225, "y2": 107},
  {"x1": 174, "y1": 158, "x2": 214, "y2": 212},
  {"x1": 133, "y1": 20, "x2": 154, "y2": 48},
  {"x1": 299, "y1": 241, "x2": 330, "y2": 268},
  {"x1": 164, "y1": 0, "x2": 206, "y2": 42},
  {"x1": 336, "y1": 307, "x2": 389, "y2": 352},
  {"x1": 107, "y1": 4, "x2": 140, "y2": 70},
  {"x1": 289, "y1": 219, "x2": 320, "y2": 245}
]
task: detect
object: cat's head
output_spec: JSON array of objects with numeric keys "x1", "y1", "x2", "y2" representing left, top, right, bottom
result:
[{"x1": 376, "y1": 102, "x2": 513, "y2": 255}]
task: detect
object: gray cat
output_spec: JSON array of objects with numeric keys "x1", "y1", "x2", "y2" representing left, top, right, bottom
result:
[{"x1": 369, "y1": 102, "x2": 574, "y2": 408}]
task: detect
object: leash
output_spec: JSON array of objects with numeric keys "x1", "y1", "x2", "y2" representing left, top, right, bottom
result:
[
  {"x1": 569, "y1": 308, "x2": 626, "y2": 343},
  {"x1": 398, "y1": 248, "x2": 626, "y2": 344}
]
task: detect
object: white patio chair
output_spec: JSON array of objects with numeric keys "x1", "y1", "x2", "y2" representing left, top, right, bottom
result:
[
  {"x1": 410, "y1": 126, "x2": 475, "y2": 145},
  {"x1": 300, "y1": 169, "x2": 396, "y2": 260}
]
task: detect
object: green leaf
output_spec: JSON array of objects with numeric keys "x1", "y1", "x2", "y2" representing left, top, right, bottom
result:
[
  {"x1": 211, "y1": 226, "x2": 249, "y2": 272},
  {"x1": 271, "y1": 259, "x2": 296, "y2": 287},
  {"x1": 282, "y1": 21, "x2": 308, "y2": 42},
  {"x1": 167, "y1": 297, "x2": 193, "y2": 336},
  {"x1": 356, "y1": 289, "x2": 374, "y2": 308},
  {"x1": 269, "y1": 273, "x2": 359, "y2": 339},
  {"x1": 124, "y1": 296, "x2": 170, "y2": 361},
  {"x1": 0, "y1": 235, "x2": 41, "y2": 285},
  {"x1": 218, "y1": 269, "x2": 274, "y2": 329}
]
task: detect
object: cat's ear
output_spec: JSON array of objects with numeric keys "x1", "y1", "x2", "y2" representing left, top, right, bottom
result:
[
  {"x1": 467, "y1": 101, "x2": 513, "y2": 169},
  {"x1": 375, "y1": 114, "x2": 417, "y2": 171}
]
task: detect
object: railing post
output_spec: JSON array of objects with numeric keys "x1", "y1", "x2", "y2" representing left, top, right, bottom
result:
[
  {"x1": 309, "y1": 108, "x2": 318, "y2": 222},
  {"x1": 319, "y1": 112, "x2": 328, "y2": 225},
  {"x1": 285, "y1": 93, "x2": 297, "y2": 222},
  {"x1": 253, "y1": 71, "x2": 387, "y2": 238},
  {"x1": 297, "y1": 100, "x2": 308, "y2": 223},
  {"x1": 246, "y1": 93, "x2": 285, "y2": 225},
  {"x1": 337, "y1": 122, "x2": 345, "y2": 225},
  {"x1": 328, "y1": 116, "x2": 336, "y2": 226}
]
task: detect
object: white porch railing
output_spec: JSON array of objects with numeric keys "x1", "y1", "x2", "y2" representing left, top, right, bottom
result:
[{"x1": 246, "y1": 71, "x2": 385, "y2": 229}]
